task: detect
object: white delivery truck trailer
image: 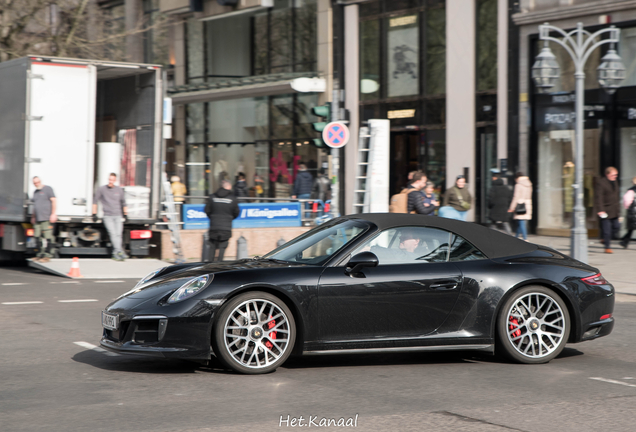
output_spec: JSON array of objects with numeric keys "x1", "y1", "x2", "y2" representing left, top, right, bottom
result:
[{"x1": 0, "y1": 56, "x2": 164, "y2": 261}]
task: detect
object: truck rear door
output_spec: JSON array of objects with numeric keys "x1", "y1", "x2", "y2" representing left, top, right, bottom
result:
[{"x1": 27, "y1": 61, "x2": 96, "y2": 218}]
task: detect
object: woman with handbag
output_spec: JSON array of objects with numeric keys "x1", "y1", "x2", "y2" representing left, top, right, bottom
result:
[{"x1": 508, "y1": 172, "x2": 533, "y2": 240}]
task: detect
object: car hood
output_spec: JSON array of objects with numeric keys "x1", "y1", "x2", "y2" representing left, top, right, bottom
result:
[{"x1": 119, "y1": 258, "x2": 305, "y2": 300}]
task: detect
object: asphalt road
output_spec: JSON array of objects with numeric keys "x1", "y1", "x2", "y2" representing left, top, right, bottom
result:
[{"x1": 1, "y1": 265, "x2": 635, "y2": 432}]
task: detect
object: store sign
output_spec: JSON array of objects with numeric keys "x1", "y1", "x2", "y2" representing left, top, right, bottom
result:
[
  {"x1": 182, "y1": 202, "x2": 302, "y2": 230},
  {"x1": 387, "y1": 109, "x2": 416, "y2": 119}
]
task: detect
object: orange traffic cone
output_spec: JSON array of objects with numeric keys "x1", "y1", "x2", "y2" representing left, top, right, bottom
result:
[{"x1": 67, "y1": 257, "x2": 83, "y2": 278}]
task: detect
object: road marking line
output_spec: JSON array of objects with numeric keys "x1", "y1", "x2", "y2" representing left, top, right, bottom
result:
[
  {"x1": 94, "y1": 281, "x2": 125, "y2": 283},
  {"x1": 590, "y1": 377, "x2": 636, "y2": 388},
  {"x1": 50, "y1": 281, "x2": 80, "y2": 284},
  {"x1": 58, "y1": 299, "x2": 99, "y2": 303},
  {"x1": 2, "y1": 301, "x2": 43, "y2": 305},
  {"x1": 2, "y1": 283, "x2": 28, "y2": 286},
  {"x1": 74, "y1": 341, "x2": 119, "y2": 356}
]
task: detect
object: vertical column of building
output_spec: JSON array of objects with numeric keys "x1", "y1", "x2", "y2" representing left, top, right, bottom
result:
[
  {"x1": 446, "y1": 0, "x2": 476, "y2": 218},
  {"x1": 344, "y1": 4, "x2": 359, "y2": 215},
  {"x1": 497, "y1": 0, "x2": 508, "y2": 168},
  {"x1": 172, "y1": 17, "x2": 187, "y2": 181},
  {"x1": 317, "y1": 0, "x2": 333, "y2": 107},
  {"x1": 125, "y1": 0, "x2": 144, "y2": 63}
]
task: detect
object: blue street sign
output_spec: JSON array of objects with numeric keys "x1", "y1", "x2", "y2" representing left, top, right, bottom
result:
[{"x1": 182, "y1": 202, "x2": 302, "y2": 230}]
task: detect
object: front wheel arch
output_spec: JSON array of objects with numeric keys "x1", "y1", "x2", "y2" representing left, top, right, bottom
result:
[{"x1": 213, "y1": 285, "x2": 305, "y2": 356}]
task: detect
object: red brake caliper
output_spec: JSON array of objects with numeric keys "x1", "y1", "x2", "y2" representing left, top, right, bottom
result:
[
  {"x1": 509, "y1": 316, "x2": 521, "y2": 338},
  {"x1": 264, "y1": 315, "x2": 277, "y2": 349}
]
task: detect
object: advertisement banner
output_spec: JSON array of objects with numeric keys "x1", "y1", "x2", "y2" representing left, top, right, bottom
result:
[{"x1": 182, "y1": 202, "x2": 302, "y2": 230}]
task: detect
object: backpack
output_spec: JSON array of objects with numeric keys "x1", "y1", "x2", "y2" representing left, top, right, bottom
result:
[{"x1": 389, "y1": 189, "x2": 415, "y2": 213}]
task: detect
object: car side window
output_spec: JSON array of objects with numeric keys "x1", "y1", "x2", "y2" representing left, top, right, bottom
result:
[
  {"x1": 448, "y1": 234, "x2": 487, "y2": 261},
  {"x1": 352, "y1": 227, "x2": 452, "y2": 265}
]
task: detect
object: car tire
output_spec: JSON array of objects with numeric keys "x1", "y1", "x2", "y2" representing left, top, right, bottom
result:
[
  {"x1": 496, "y1": 285, "x2": 570, "y2": 364},
  {"x1": 212, "y1": 291, "x2": 296, "y2": 374}
]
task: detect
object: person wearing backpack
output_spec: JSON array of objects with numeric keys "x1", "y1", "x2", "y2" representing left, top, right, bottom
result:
[
  {"x1": 389, "y1": 172, "x2": 428, "y2": 214},
  {"x1": 619, "y1": 176, "x2": 636, "y2": 249}
]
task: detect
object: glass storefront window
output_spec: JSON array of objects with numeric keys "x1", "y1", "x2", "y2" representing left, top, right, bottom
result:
[
  {"x1": 387, "y1": 14, "x2": 419, "y2": 98},
  {"x1": 620, "y1": 127, "x2": 636, "y2": 235},
  {"x1": 186, "y1": 145, "x2": 208, "y2": 204},
  {"x1": 207, "y1": 98, "x2": 268, "y2": 143},
  {"x1": 425, "y1": 6, "x2": 445, "y2": 95},
  {"x1": 619, "y1": 27, "x2": 636, "y2": 87},
  {"x1": 186, "y1": 18, "x2": 205, "y2": 82},
  {"x1": 476, "y1": 0, "x2": 497, "y2": 92},
  {"x1": 535, "y1": 40, "x2": 600, "y2": 92},
  {"x1": 537, "y1": 129, "x2": 600, "y2": 232},
  {"x1": 360, "y1": 19, "x2": 381, "y2": 101}
]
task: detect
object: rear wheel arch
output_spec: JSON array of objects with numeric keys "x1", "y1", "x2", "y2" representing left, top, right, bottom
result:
[
  {"x1": 214, "y1": 285, "x2": 305, "y2": 356},
  {"x1": 494, "y1": 281, "x2": 578, "y2": 344}
]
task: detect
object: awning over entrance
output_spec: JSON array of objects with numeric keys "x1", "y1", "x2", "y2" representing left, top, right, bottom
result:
[{"x1": 168, "y1": 72, "x2": 325, "y2": 105}]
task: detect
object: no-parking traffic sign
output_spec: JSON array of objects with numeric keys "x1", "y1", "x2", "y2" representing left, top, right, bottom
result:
[{"x1": 322, "y1": 122, "x2": 350, "y2": 148}]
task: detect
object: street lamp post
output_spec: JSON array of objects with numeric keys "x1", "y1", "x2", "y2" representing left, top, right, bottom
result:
[{"x1": 532, "y1": 22, "x2": 626, "y2": 263}]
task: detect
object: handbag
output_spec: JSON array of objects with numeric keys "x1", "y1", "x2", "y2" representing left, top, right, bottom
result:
[{"x1": 515, "y1": 202, "x2": 527, "y2": 215}]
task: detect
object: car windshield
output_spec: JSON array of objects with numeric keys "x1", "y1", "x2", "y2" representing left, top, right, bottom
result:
[{"x1": 263, "y1": 219, "x2": 371, "y2": 265}]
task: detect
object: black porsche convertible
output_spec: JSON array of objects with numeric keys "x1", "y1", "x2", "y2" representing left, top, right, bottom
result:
[{"x1": 100, "y1": 214, "x2": 615, "y2": 374}]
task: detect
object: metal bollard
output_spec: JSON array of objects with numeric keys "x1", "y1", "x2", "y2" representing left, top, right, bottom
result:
[
  {"x1": 201, "y1": 232, "x2": 211, "y2": 262},
  {"x1": 277, "y1": 237, "x2": 286, "y2": 248},
  {"x1": 236, "y1": 235, "x2": 248, "y2": 259}
]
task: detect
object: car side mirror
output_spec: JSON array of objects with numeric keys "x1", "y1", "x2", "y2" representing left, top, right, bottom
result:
[{"x1": 345, "y1": 251, "x2": 379, "y2": 276}]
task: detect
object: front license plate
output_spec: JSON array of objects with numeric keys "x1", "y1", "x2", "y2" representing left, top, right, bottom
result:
[{"x1": 102, "y1": 311, "x2": 119, "y2": 330}]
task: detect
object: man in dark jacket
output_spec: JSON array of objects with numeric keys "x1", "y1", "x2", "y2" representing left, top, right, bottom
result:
[
  {"x1": 595, "y1": 166, "x2": 621, "y2": 253},
  {"x1": 234, "y1": 172, "x2": 249, "y2": 198},
  {"x1": 204, "y1": 180, "x2": 240, "y2": 262},
  {"x1": 488, "y1": 175, "x2": 513, "y2": 235},
  {"x1": 292, "y1": 164, "x2": 314, "y2": 199},
  {"x1": 406, "y1": 171, "x2": 430, "y2": 214}
]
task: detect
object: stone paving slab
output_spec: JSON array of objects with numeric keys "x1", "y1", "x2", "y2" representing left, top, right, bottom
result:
[{"x1": 27, "y1": 258, "x2": 167, "y2": 279}]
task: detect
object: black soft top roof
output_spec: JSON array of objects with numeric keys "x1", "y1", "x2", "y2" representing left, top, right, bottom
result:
[{"x1": 340, "y1": 213, "x2": 538, "y2": 259}]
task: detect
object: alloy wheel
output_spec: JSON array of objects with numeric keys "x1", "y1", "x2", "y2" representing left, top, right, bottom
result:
[
  {"x1": 222, "y1": 297, "x2": 292, "y2": 371},
  {"x1": 505, "y1": 292, "x2": 566, "y2": 359}
]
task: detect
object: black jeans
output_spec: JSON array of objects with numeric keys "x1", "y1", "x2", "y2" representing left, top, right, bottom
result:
[
  {"x1": 600, "y1": 217, "x2": 620, "y2": 249},
  {"x1": 208, "y1": 239, "x2": 229, "y2": 262},
  {"x1": 622, "y1": 229, "x2": 634, "y2": 247}
]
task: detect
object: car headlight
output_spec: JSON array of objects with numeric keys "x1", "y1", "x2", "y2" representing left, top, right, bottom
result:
[
  {"x1": 167, "y1": 275, "x2": 212, "y2": 303},
  {"x1": 135, "y1": 267, "x2": 166, "y2": 289}
]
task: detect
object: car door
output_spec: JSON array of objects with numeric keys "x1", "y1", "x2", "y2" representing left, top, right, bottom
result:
[{"x1": 316, "y1": 226, "x2": 464, "y2": 343}]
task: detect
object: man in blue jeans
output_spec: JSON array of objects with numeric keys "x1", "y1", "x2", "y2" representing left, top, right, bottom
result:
[{"x1": 93, "y1": 173, "x2": 128, "y2": 261}]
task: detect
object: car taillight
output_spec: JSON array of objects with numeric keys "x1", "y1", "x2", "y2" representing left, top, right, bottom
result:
[
  {"x1": 130, "y1": 230, "x2": 152, "y2": 240},
  {"x1": 581, "y1": 273, "x2": 609, "y2": 286},
  {"x1": 26, "y1": 228, "x2": 34, "y2": 237},
  {"x1": 600, "y1": 314, "x2": 612, "y2": 320}
]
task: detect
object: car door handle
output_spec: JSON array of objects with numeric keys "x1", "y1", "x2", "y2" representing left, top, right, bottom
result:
[{"x1": 430, "y1": 282, "x2": 458, "y2": 290}]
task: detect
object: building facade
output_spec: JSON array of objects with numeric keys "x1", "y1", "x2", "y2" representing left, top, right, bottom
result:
[
  {"x1": 161, "y1": 0, "x2": 332, "y2": 203},
  {"x1": 162, "y1": 0, "x2": 512, "y2": 222},
  {"x1": 513, "y1": 0, "x2": 636, "y2": 236}
]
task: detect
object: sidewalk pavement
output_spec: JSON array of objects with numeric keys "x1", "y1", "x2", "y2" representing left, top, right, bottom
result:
[{"x1": 528, "y1": 234, "x2": 636, "y2": 296}]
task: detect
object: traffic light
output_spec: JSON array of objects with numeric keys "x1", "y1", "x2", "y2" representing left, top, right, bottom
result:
[{"x1": 311, "y1": 103, "x2": 331, "y2": 133}]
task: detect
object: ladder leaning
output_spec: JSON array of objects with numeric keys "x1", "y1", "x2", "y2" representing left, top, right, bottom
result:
[
  {"x1": 158, "y1": 172, "x2": 185, "y2": 263},
  {"x1": 352, "y1": 125, "x2": 373, "y2": 214}
]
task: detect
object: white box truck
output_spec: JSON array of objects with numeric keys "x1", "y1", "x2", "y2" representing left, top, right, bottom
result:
[{"x1": 0, "y1": 56, "x2": 164, "y2": 261}]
